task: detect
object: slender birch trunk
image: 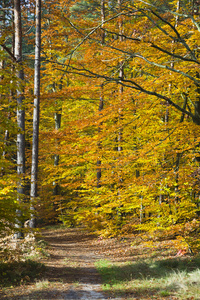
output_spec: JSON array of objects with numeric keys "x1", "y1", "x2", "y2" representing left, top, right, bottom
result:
[
  {"x1": 14, "y1": 0, "x2": 25, "y2": 239},
  {"x1": 29, "y1": 0, "x2": 41, "y2": 229}
]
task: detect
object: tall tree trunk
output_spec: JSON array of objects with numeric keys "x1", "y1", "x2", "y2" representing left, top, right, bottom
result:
[
  {"x1": 14, "y1": 0, "x2": 25, "y2": 239},
  {"x1": 118, "y1": 0, "x2": 123, "y2": 153},
  {"x1": 97, "y1": 0, "x2": 105, "y2": 188},
  {"x1": 1, "y1": 0, "x2": 15, "y2": 177},
  {"x1": 117, "y1": 0, "x2": 123, "y2": 189},
  {"x1": 29, "y1": 0, "x2": 41, "y2": 229},
  {"x1": 1, "y1": 0, "x2": 7, "y2": 163},
  {"x1": 0, "y1": 0, "x2": 5, "y2": 76}
]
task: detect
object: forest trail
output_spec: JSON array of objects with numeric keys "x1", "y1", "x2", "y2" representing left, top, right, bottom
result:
[
  {"x1": 2, "y1": 226, "x2": 198, "y2": 299},
  {"x1": 1, "y1": 227, "x2": 123, "y2": 300},
  {"x1": 38, "y1": 227, "x2": 109, "y2": 299}
]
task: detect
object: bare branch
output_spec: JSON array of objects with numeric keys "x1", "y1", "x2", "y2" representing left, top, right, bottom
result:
[
  {"x1": 60, "y1": 63, "x2": 196, "y2": 120},
  {"x1": 0, "y1": 44, "x2": 16, "y2": 61},
  {"x1": 98, "y1": 43, "x2": 199, "y2": 86},
  {"x1": 102, "y1": 28, "x2": 199, "y2": 64},
  {"x1": 133, "y1": 53, "x2": 200, "y2": 86},
  {"x1": 149, "y1": 10, "x2": 197, "y2": 61}
]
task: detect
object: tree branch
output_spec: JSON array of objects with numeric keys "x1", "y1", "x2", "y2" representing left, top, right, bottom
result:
[
  {"x1": 59, "y1": 63, "x2": 196, "y2": 121},
  {"x1": 0, "y1": 44, "x2": 16, "y2": 61},
  {"x1": 98, "y1": 43, "x2": 199, "y2": 86},
  {"x1": 102, "y1": 28, "x2": 199, "y2": 64}
]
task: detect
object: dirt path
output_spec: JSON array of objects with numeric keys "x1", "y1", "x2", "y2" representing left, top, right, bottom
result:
[
  {"x1": 1, "y1": 226, "x2": 184, "y2": 300},
  {"x1": 39, "y1": 227, "x2": 109, "y2": 299},
  {"x1": 1, "y1": 227, "x2": 117, "y2": 300}
]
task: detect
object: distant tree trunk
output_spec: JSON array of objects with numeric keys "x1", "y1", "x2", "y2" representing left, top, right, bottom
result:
[
  {"x1": 51, "y1": 84, "x2": 63, "y2": 203},
  {"x1": 118, "y1": 0, "x2": 123, "y2": 153},
  {"x1": 136, "y1": 169, "x2": 144, "y2": 224},
  {"x1": 53, "y1": 110, "x2": 62, "y2": 196},
  {"x1": 0, "y1": 54, "x2": 4, "y2": 81},
  {"x1": 101, "y1": 0, "x2": 105, "y2": 44},
  {"x1": 29, "y1": 0, "x2": 41, "y2": 229},
  {"x1": 97, "y1": 90, "x2": 104, "y2": 188},
  {"x1": 14, "y1": 0, "x2": 25, "y2": 239},
  {"x1": 97, "y1": 0, "x2": 105, "y2": 188},
  {"x1": 158, "y1": 1, "x2": 180, "y2": 215},
  {"x1": 117, "y1": 0, "x2": 123, "y2": 190}
]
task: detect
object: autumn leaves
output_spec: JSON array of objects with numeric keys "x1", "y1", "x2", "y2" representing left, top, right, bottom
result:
[{"x1": 1, "y1": 1, "x2": 200, "y2": 247}]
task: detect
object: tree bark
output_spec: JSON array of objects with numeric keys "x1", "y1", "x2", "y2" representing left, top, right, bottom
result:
[
  {"x1": 53, "y1": 111, "x2": 62, "y2": 196},
  {"x1": 118, "y1": 0, "x2": 123, "y2": 153},
  {"x1": 29, "y1": 0, "x2": 41, "y2": 229},
  {"x1": 14, "y1": 0, "x2": 25, "y2": 239},
  {"x1": 97, "y1": 0, "x2": 105, "y2": 189}
]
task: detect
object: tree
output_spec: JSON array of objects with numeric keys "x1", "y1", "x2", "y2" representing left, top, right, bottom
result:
[
  {"x1": 14, "y1": 0, "x2": 25, "y2": 239},
  {"x1": 97, "y1": 0, "x2": 105, "y2": 188},
  {"x1": 40, "y1": 0, "x2": 199, "y2": 237},
  {"x1": 29, "y1": 0, "x2": 41, "y2": 229},
  {"x1": 1, "y1": 0, "x2": 196, "y2": 247}
]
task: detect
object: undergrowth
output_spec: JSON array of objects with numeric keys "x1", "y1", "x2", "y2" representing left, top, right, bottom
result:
[
  {"x1": 0, "y1": 260, "x2": 45, "y2": 287},
  {"x1": 0, "y1": 234, "x2": 47, "y2": 287}
]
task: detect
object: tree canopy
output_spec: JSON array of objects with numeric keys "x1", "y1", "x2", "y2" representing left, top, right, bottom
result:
[{"x1": 0, "y1": 0, "x2": 200, "y2": 251}]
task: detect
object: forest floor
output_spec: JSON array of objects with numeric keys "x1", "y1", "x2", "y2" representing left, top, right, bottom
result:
[{"x1": 0, "y1": 226, "x2": 200, "y2": 300}]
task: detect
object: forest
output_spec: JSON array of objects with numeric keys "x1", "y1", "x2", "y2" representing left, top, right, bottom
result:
[{"x1": 0, "y1": 0, "x2": 200, "y2": 253}]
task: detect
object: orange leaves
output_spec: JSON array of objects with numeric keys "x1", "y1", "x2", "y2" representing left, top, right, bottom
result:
[{"x1": 32, "y1": 0, "x2": 200, "y2": 239}]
